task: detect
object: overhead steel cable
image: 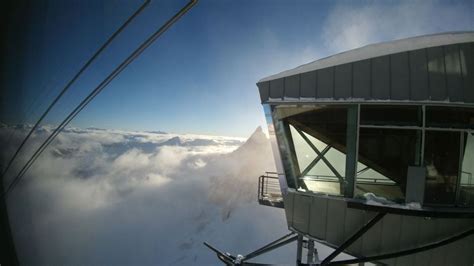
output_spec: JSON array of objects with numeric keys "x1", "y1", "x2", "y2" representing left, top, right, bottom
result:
[
  {"x1": 3, "y1": 0, "x2": 198, "y2": 198},
  {"x1": 0, "y1": 0, "x2": 151, "y2": 181}
]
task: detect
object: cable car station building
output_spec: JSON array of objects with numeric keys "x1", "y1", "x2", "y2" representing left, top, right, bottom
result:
[{"x1": 257, "y1": 32, "x2": 474, "y2": 265}]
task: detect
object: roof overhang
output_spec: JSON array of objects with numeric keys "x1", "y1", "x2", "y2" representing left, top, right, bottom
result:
[{"x1": 257, "y1": 32, "x2": 474, "y2": 105}]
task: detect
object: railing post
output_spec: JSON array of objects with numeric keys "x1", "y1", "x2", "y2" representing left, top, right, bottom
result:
[
  {"x1": 257, "y1": 176, "x2": 262, "y2": 200},
  {"x1": 265, "y1": 175, "x2": 268, "y2": 195},
  {"x1": 296, "y1": 235, "x2": 303, "y2": 265}
]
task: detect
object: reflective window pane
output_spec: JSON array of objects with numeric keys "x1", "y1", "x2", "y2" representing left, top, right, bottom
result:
[
  {"x1": 360, "y1": 105, "x2": 422, "y2": 126},
  {"x1": 426, "y1": 106, "x2": 474, "y2": 129},
  {"x1": 424, "y1": 131, "x2": 460, "y2": 205},
  {"x1": 283, "y1": 106, "x2": 348, "y2": 195},
  {"x1": 460, "y1": 133, "x2": 474, "y2": 206},
  {"x1": 356, "y1": 128, "x2": 420, "y2": 202},
  {"x1": 356, "y1": 162, "x2": 405, "y2": 200}
]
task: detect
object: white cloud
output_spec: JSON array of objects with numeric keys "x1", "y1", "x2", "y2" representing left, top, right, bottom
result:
[{"x1": 1, "y1": 125, "x2": 299, "y2": 265}]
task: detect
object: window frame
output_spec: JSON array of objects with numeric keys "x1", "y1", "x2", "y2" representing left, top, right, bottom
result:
[{"x1": 271, "y1": 102, "x2": 474, "y2": 207}]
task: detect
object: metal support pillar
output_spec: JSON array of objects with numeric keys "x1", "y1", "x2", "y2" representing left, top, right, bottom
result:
[
  {"x1": 307, "y1": 239, "x2": 315, "y2": 264},
  {"x1": 345, "y1": 105, "x2": 359, "y2": 197},
  {"x1": 296, "y1": 235, "x2": 303, "y2": 265},
  {"x1": 204, "y1": 232, "x2": 298, "y2": 265}
]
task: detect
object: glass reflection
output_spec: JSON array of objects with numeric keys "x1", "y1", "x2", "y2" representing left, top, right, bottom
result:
[
  {"x1": 356, "y1": 128, "x2": 419, "y2": 202},
  {"x1": 460, "y1": 133, "x2": 474, "y2": 206},
  {"x1": 275, "y1": 106, "x2": 348, "y2": 195},
  {"x1": 424, "y1": 131, "x2": 460, "y2": 205}
]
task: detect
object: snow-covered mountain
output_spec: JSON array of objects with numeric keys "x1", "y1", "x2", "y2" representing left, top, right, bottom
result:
[{"x1": 1, "y1": 125, "x2": 295, "y2": 265}]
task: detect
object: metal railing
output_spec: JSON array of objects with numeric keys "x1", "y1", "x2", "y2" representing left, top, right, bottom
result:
[
  {"x1": 258, "y1": 172, "x2": 284, "y2": 208},
  {"x1": 300, "y1": 174, "x2": 397, "y2": 186},
  {"x1": 461, "y1": 171, "x2": 473, "y2": 187}
]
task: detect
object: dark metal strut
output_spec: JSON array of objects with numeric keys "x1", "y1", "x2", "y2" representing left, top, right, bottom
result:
[
  {"x1": 320, "y1": 212, "x2": 386, "y2": 265},
  {"x1": 328, "y1": 227, "x2": 474, "y2": 265},
  {"x1": 204, "y1": 232, "x2": 298, "y2": 265}
]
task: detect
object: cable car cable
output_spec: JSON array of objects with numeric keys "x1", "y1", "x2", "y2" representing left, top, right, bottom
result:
[
  {"x1": 3, "y1": 0, "x2": 198, "y2": 198},
  {"x1": 0, "y1": 0, "x2": 151, "y2": 182}
]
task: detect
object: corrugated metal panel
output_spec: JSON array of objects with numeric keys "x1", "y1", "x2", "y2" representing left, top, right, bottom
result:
[
  {"x1": 259, "y1": 32, "x2": 474, "y2": 83},
  {"x1": 464, "y1": 235, "x2": 474, "y2": 265},
  {"x1": 283, "y1": 192, "x2": 294, "y2": 228},
  {"x1": 257, "y1": 81, "x2": 269, "y2": 102},
  {"x1": 379, "y1": 215, "x2": 402, "y2": 265},
  {"x1": 428, "y1": 218, "x2": 460, "y2": 266},
  {"x1": 435, "y1": 218, "x2": 469, "y2": 266},
  {"x1": 462, "y1": 235, "x2": 474, "y2": 265},
  {"x1": 409, "y1": 49, "x2": 429, "y2": 100},
  {"x1": 427, "y1": 46, "x2": 447, "y2": 101},
  {"x1": 285, "y1": 191, "x2": 474, "y2": 264},
  {"x1": 325, "y1": 199, "x2": 346, "y2": 245},
  {"x1": 308, "y1": 196, "x2": 328, "y2": 240},
  {"x1": 258, "y1": 41, "x2": 474, "y2": 105},
  {"x1": 394, "y1": 216, "x2": 420, "y2": 266},
  {"x1": 460, "y1": 43, "x2": 474, "y2": 102},
  {"x1": 371, "y1": 56, "x2": 391, "y2": 99},
  {"x1": 390, "y1": 52, "x2": 410, "y2": 100},
  {"x1": 343, "y1": 207, "x2": 365, "y2": 255},
  {"x1": 429, "y1": 245, "x2": 447, "y2": 266},
  {"x1": 317, "y1": 67, "x2": 334, "y2": 98},
  {"x1": 413, "y1": 218, "x2": 436, "y2": 265},
  {"x1": 334, "y1": 64, "x2": 352, "y2": 99},
  {"x1": 292, "y1": 193, "x2": 312, "y2": 233},
  {"x1": 300, "y1": 71, "x2": 317, "y2": 98},
  {"x1": 353, "y1": 59, "x2": 371, "y2": 99},
  {"x1": 445, "y1": 44, "x2": 463, "y2": 101},
  {"x1": 285, "y1": 75, "x2": 300, "y2": 98},
  {"x1": 444, "y1": 219, "x2": 464, "y2": 266},
  {"x1": 269, "y1": 78, "x2": 284, "y2": 99},
  {"x1": 361, "y1": 212, "x2": 383, "y2": 256}
]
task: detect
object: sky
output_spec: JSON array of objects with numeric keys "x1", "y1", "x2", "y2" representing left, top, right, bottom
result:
[{"x1": 1, "y1": 0, "x2": 473, "y2": 137}]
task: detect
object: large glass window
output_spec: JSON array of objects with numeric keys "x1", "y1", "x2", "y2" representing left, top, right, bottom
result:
[
  {"x1": 360, "y1": 105, "x2": 422, "y2": 126},
  {"x1": 275, "y1": 106, "x2": 348, "y2": 196},
  {"x1": 272, "y1": 103, "x2": 474, "y2": 207},
  {"x1": 356, "y1": 105, "x2": 422, "y2": 203},
  {"x1": 426, "y1": 106, "x2": 474, "y2": 129},
  {"x1": 356, "y1": 128, "x2": 420, "y2": 202},
  {"x1": 424, "y1": 131, "x2": 461, "y2": 205}
]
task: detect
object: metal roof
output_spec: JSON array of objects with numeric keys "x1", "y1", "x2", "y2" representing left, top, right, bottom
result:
[{"x1": 257, "y1": 32, "x2": 474, "y2": 104}]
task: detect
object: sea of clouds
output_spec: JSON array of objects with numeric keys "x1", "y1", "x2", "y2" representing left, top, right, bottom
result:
[{"x1": 1, "y1": 124, "x2": 304, "y2": 265}]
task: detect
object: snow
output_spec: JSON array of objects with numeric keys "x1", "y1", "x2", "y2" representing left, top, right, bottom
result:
[
  {"x1": 363, "y1": 192, "x2": 396, "y2": 205},
  {"x1": 259, "y1": 31, "x2": 474, "y2": 82},
  {"x1": 362, "y1": 193, "x2": 423, "y2": 210}
]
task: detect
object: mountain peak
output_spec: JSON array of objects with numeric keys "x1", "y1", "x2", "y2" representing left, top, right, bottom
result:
[
  {"x1": 233, "y1": 126, "x2": 269, "y2": 154},
  {"x1": 248, "y1": 126, "x2": 266, "y2": 141}
]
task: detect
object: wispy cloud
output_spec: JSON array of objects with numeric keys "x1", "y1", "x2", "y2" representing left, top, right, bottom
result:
[{"x1": 323, "y1": 0, "x2": 472, "y2": 53}]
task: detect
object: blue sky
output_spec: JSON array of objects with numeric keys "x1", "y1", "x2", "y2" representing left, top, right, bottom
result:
[{"x1": 1, "y1": 0, "x2": 472, "y2": 137}]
